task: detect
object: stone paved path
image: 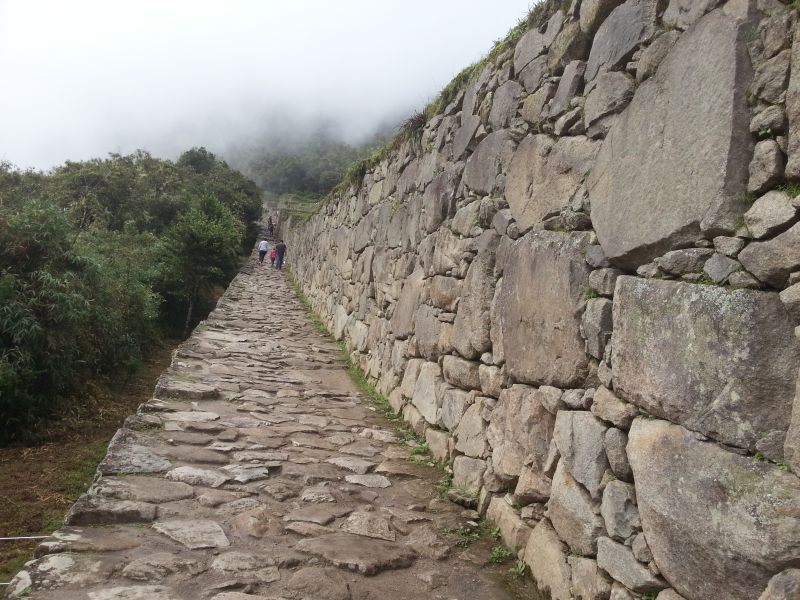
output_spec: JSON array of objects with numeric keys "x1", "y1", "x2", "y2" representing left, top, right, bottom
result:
[{"x1": 6, "y1": 242, "x2": 519, "y2": 600}]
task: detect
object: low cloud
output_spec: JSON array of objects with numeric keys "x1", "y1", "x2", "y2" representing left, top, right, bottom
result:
[{"x1": 0, "y1": 0, "x2": 532, "y2": 170}]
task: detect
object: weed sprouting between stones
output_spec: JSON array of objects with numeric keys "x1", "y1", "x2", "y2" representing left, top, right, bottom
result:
[
  {"x1": 441, "y1": 526, "x2": 482, "y2": 548},
  {"x1": 490, "y1": 545, "x2": 513, "y2": 563},
  {"x1": 509, "y1": 559, "x2": 527, "y2": 579}
]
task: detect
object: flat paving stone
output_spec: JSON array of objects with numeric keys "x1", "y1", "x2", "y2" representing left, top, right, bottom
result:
[
  {"x1": 94, "y1": 476, "x2": 194, "y2": 503},
  {"x1": 152, "y1": 519, "x2": 230, "y2": 549},
  {"x1": 283, "y1": 504, "x2": 355, "y2": 525},
  {"x1": 326, "y1": 456, "x2": 375, "y2": 474},
  {"x1": 345, "y1": 474, "x2": 392, "y2": 488},
  {"x1": 340, "y1": 510, "x2": 396, "y2": 541},
  {"x1": 296, "y1": 532, "x2": 417, "y2": 575},
  {"x1": 165, "y1": 466, "x2": 230, "y2": 488},
  {"x1": 98, "y1": 430, "x2": 172, "y2": 475},
  {"x1": 221, "y1": 464, "x2": 271, "y2": 483}
]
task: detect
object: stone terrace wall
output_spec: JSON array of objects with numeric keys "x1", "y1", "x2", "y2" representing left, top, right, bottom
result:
[{"x1": 287, "y1": 1, "x2": 800, "y2": 598}]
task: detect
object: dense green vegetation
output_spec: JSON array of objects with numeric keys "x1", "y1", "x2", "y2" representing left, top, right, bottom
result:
[
  {"x1": 0, "y1": 148, "x2": 261, "y2": 442},
  {"x1": 246, "y1": 140, "x2": 366, "y2": 197}
]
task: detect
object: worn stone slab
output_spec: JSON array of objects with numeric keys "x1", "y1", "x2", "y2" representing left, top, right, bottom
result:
[
  {"x1": 345, "y1": 474, "x2": 392, "y2": 488},
  {"x1": 283, "y1": 504, "x2": 355, "y2": 525},
  {"x1": 66, "y1": 495, "x2": 156, "y2": 526},
  {"x1": 296, "y1": 532, "x2": 417, "y2": 575},
  {"x1": 94, "y1": 476, "x2": 194, "y2": 504},
  {"x1": 340, "y1": 510, "x2": 396, "y2": 541},
  {"x1": 613, "y1": 277, "x2": 800, "y2": 449},
  {"x1": 165, "y1": 466, "x2": 231, "y2": 488},
  {"x1": 506, "y1": 135, "x2": 598, "y2": 231},
  {"x1": 152, "y1": 519, "x2": 230, "y2": 549},
  {"x1": 499, "y1": 231, "x2": 592, "y2": 387},
  {"x1": 585, "y1": 0, "x2": 660, "y2": 82},
  {"x1": 98, "y1": 429, "x2": 172, "y2": 475},
  {"x1": 628, "y1": 418, "x2": 800, "y2": 600},
  {"x1": 588, "y1": 8, "x2": 753, "y2": 269},
  {"x1": 487, "y1": 384, "x2": 555, "y2": 480},
  {"x1": 326, "y1": 455, "x2": 375, "y2": 474}
]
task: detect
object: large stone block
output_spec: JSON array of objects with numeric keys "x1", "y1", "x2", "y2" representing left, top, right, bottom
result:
[
  {"x1": 758, "y1": 569, "x2": 800, "y2": 600},
  {"x1": 454, "y1": 399, "x2": 488, "y2": 458},
  {"x1": 628, "y1": 418, "x2": 800, "y2": 600},
  {"x1": 429, "y1": 276, "x2": 462, "y2": 311},
  {"x1": 441, "y1": 387, "x2": 473, "y2": 432},
  {"x1": 442, "y1": 355, "x2": 481, "y2": 390},
  {"x1": 487, "y1": 385, "x2": 556, "y2": 480},
  {"x1": 414, "y1": 305, "x2": 447, "y2": 362},
  {"x1": 553, "y1": 411, "x2": 609, "y2": 499},
  {"x1": 452, "y1": 456, "x2": 486, "y2": 496},
  {"x1": 663, "y1": 0, "x2": 721, "y2": 29},
  {"x1": 585, "y1": 0, "x2": 660, "y2": 82},
  {"x1": 489, "y1": 80, "x2": 524, "y2": 130},
  {"x1": 421, "y1": 171, "x2": 456, "y2": 234},
  {"x1": 523, "y1": 518, "x2": 573, "y2": 600},
  {"x1": 500, "y1": 231, "x2": 592, "y2": 387},
  {"x1": 570, "y1": 556, "x2": 614, "y2": 600},
  {"x1": 506, "y1": 135, "x2": 598, "y2": 232},
  {"x1": 738, "y1": 222, "x2": 800, "y2": 288},
  {"x1": 514, "y1": 11, "x2": 564, "y2": 75},
  {"x1": 584, "y1": 71, "x2": 635, "y2": 131},
  {"x1": 463, "y1": 130, "x2": 516, "y2": 196},
  {"x1": 613, "y1": 277, "x2": 800, "y2": 450},
  {"x1": 452, "y1": 231, "x2": 499, "y2": 360},
  {"x1": 487, "y1": 496, "x2": 533, "y2": 552},
  {"x1": 548, "y1": 461, "x2": 605, "y2": 556},
  {"x1": 588, "y1": 8, "x2": 753, "y2": 269},
  {"x1": 411, "y1": 362, "x2": 446, "y2": 426},
  {"x1": 390, "y1": 267, "x2": 425, "y2": 339},
  {"x1": 600, "y1": 480, "x2": 640, "y2": 541},
  {"x1": 597, "y1": 537, "x2": 666, "y2": 593},
  {"x1": 580, "y1": 0, "x2": 626, "y2": 35}
]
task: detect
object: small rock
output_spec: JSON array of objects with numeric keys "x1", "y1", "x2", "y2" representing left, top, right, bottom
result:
[
  {"x1": 702, "y1": 253, "x2": 741, "y2": 284},
  {"x1": 344, "y1": 474, "x2": 391, "y2": 488},
  {"x1": 748, "y1": 140, "x2": 785, "y2": 196},
  {"x1": 654, "y1": 248, "x2": 713, "y2": 275},
  {"x1": 758, "y1": 569, "x2": 800, "y2": 600},
  {"x1": 713, "y1": 236, "x2": 746, "y2": 257},
  {"x1": 591, "y1": 386, "x2": 638, "y2": 429},
  {"x1": 744, "y1": 190, "x2": 798, "y2": 240}
]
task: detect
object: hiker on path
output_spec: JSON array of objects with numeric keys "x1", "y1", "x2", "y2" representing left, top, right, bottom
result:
[
  {"x1": 267, "y1": 216, "x2": 275, "y2": 237},
  {"x1": 270, "y1": 246, "x2": 277, "y2": 267},
  {"x1": 258, "y1": 239, "x2": 269, "y2": 264},
  {"x1": 274, "y1": 240, "x2": 287, "y2": 270}
]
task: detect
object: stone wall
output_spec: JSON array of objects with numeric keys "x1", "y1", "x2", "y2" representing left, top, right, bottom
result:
[{"x1": 287, "y1": 1, "x2": 800, "y2": 598}]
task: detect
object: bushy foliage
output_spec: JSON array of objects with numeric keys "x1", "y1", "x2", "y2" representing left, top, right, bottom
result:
[
  {"x1": 246, "y1": 140, "x2": 368, "y2": 197},
  {"x1": 0, "y1": 149, "x2": 261, "y2": 442}
]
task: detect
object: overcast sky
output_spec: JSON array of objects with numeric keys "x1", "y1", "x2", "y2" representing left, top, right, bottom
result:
[{"x1": 0, "y1": 1, "x2": 532, "y2": 170}]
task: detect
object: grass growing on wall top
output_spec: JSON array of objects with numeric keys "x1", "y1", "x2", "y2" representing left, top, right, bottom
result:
[{"x1": 330, "y1": 0, "x2": 569, "y2": 197}]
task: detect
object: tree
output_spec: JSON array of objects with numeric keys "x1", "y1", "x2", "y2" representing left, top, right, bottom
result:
[
  {"x1": 178, "y1": 147, "x2": 218, "y2": 175},
  {"x1": 155, "y1": 195, "x2": 241, "y2": 334}
]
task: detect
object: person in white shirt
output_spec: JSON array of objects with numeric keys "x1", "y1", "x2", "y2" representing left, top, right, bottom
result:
[{"x1": 258, "y1": 239, "x2": 269, "y2": 264}]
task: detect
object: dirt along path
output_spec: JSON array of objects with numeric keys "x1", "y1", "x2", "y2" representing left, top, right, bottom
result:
[{"x1": 5, "y1": 243, "x2": 534, "y2": 600}]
